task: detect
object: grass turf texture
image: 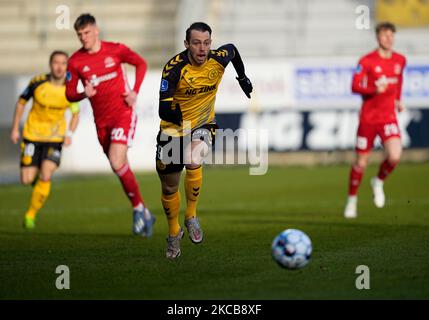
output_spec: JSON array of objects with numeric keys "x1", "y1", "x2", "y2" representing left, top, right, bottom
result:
[{"x1": 0, "y1": 163, "x2": 428, "y2": 299}]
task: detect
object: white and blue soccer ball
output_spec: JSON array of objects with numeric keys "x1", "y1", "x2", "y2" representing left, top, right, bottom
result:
[{"x1": 271, "y1": 229, "x2": 312, "y2": 269}]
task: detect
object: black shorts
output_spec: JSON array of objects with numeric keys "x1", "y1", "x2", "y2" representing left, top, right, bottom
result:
[
  {"x1": 155, "y1": 123, "x2": 218, "y2": 174},
  {"x1": 20, "y1": 139, "x2": 63, "y2": 168}
]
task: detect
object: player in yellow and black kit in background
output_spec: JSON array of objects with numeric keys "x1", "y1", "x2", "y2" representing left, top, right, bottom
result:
[
  {"x1": 157, "y1": 22, "x2": 253, "y2": 259},
  {"x1": 10, "y1": 51, "x2": 80, "y2": 230}
]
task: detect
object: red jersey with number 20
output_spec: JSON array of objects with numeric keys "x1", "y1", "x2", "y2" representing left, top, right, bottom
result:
[
  {"x1": 66, "y1": 41, "x2": 147, "y2": 127},
  {"x1": 351, "y1": 50, "x2": 406, "y2": 124}
]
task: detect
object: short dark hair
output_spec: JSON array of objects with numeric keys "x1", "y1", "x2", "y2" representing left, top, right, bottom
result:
[
  {"x1": 376, "y1": 22, "x2": 396, "y2": 34},
  {"x1": 74, "y1": 13, "x2": 96, "y2": 31},
  {"x1": 185, "y1": 22, "x2": 212, "y2": 42},
  {"x1": 49, "y1": 50, "x2": 68, "y2": 64}
]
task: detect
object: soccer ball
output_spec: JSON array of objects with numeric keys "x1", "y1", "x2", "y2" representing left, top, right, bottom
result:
[{"x1": 271, "y1": 229, "x2": 312, "y2": 269}]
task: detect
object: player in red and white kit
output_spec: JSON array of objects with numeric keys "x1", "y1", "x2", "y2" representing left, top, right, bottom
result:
[
  {"x1": 66, "y1": 14, "x2": 156, "y2": 235},
  {"x1": 344, "y1": 22, "x2": 406, "y2": 218}
]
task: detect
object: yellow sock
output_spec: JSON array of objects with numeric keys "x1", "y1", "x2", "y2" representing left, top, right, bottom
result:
[
  {"x1": 184, "y1": 166, "x2": 202, "y2": 220},
  {"x1": 25, "y1": 179, "x2": 51, "y2": 219},
  {"x1": 161, "y1": 191, "x2": 181, "y2": 236}
]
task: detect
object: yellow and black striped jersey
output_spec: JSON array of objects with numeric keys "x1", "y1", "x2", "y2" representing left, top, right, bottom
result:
[
  {"x1": 19, "y1": 74, "x2": 79, "y2": 142},
  {"x1": 159, "y1": 44, "x2": 235, "y2": 136}
]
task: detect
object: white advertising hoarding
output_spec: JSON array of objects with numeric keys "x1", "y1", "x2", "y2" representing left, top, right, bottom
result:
[{"x1": 14, "y1": 56, "x2": 429, "y2": 172}]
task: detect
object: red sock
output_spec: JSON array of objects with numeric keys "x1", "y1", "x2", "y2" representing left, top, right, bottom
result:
[
  {"x1": 114, "y1": 163, "x2": 144, "y2": 208},
  {"x1": 377, "y1": 159, "x2": 397, "y2": 181},
  {"x1": 348, "y1": 164, "x2": 364, "y2": 196}
]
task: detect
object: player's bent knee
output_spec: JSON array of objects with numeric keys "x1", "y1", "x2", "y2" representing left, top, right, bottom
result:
[
  {"x1": 21, "y1": 172, "x2": 36, "y2": 185},
  {"x1": 386, "y1": 149, "x2": 402, "y2": 165},
  {"x1": 21, "y1": 177, "x2": 33, "y2": 186},
  {"x1": 356, "y1": 160, "x2": 368, "y2": 169},
  {"x1": 108, "y1": 149, "x2": 128, "y2": 172},
  {"x1": 162, "y1": 184, "x2": 179, "y2": 195},
  {"x1": 109, "y1": 158, "x2": 126, "y2": 172},
  {"x1": 39, "y1": 174, "x2": 52, "y2": 182},
  {"x1": 160, "y1": 178, "x2": 180, "y2": 195},
  {"x1": 387, "y1": 155, "x2": 401, "y2": 165}
]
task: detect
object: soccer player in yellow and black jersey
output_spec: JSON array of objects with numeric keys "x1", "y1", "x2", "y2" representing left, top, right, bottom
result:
[
  {"x1": 157, "y1": 22, "x2": 253, "y2": 259},
  {"x1": 10, "y1": 50, "x2": 80, "y2": 230}
]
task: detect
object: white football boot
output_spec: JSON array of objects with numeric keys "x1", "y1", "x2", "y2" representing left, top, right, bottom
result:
[
  {"x1": 185, "y1": 217, "x2": 203, "y2": 244},
  {"x1": 371, "y1": 177, "x2": 385, "y2": 208},
  {"x1": 166, "y1": 228, "x2": 185, "y2": 259},
  {"x1": 344, "y1": 195, "x2": 358, "y2": 219}
]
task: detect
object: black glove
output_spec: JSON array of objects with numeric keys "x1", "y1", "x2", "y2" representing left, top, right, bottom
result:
[{"x1": 236, "y1": 75, "x2": 253, "y2": 99}]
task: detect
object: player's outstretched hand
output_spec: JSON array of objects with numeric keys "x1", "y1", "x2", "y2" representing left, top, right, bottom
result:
[
  {"x1": 122, "y1": 90, "x2": 137, "y2": 107},
  {"x1": 84, "y1": 80, "x2": 97, "y2": 98},
  {"x1": 396, "y1": 100, "x2": 406, "y2": 113},
  {"x1": 236, "y1": 75, "x2": 253, "y2": 98},
  {"x1": 63, "y1": 136, "x2": 72, "y2": 147},
  {"x1": 10, "y1": 129, "x2": 19, "y2": 144}
]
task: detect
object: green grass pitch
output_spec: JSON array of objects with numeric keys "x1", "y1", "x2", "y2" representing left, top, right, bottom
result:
[{"x1": 0, "y1": 163, "x2": 428, "y2": 299}]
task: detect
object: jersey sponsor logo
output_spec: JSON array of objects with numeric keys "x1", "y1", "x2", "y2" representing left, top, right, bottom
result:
[
  {"x1": 185, "y1": 85, "x2": 216, "y2": 96},
  {"x1": 394, "y1": 64, "x2": 402, "y2": 75},
  {"x1": 66, "y1": 71, "x2": 72, "y2": 82},
  {"x1": 45, "y1": 105, "x2": 65, "y2": 111},
  {"x1": 104, "y1": 56, "x2": 115, "y2": 68},
  {"x1": 375, "y1": 66, "x2": 382, "y2": 73},
  {"x1": 375, "y1": 75, "x2": 398, "y2": 86},
  {"x1": 160, "y1": 79, "x2": 169, "y2": 92},
  {"x1": 82, "y1": 65, "x2": 90, "y2": 72},
  {"x1": 89, "y1": 71, "x2": 118, "y2": 87}
]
